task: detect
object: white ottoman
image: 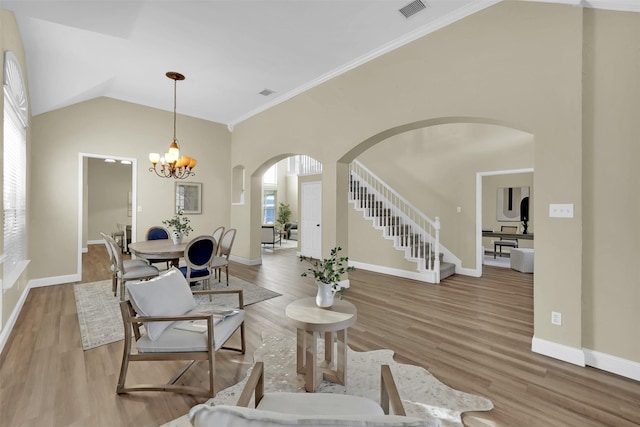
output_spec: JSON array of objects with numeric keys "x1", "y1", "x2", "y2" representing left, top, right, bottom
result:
[{"x1": 511, "y1": 248, "x2": 534, "y2": 273}]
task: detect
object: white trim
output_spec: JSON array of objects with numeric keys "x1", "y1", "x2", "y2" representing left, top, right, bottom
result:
[
  {"x1": 584, "y1": 348, "x2": 640, "y2": 381},
  {"x1": 531, "y1": 336, "x2": 586, "y2": 366},
  {"x1": 79, "y1": 153, "x2": 137, "y2": 281},
  {"x1": 228, "y1": 0, "x2": 501, "y2": 128},
  {"x1": 87, "y1": 239, "x2": 104, "y2": 246},
  {"x1": 2, "y1": 260, "x2": 30, "y2": 291},
  {"x1": 29, "y1": 274, "x2": 81, "y2": 288},
  {"x1": 350, "y1": 260, "x2": 439, "y2": 284},
  {"x1": 0, "y1": 281, "x2": 31, "y2": 355},
  {"x1": 229, "y1": 254, "x2": 262, "y2": 266},
  {"x1": 526, "y1": 0, "x2": 640, "y2": 12},
  {"x1": 476, "y1": 168, "x2": 534, "y2": 276}
]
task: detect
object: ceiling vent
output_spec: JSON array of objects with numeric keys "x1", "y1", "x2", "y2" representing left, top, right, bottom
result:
[
  {"x1": 399, "y1": 0, "x2": 427, "y2": 19},
  {"x1": 259, "y1": 88, "x2": 275, "y2": 96}
]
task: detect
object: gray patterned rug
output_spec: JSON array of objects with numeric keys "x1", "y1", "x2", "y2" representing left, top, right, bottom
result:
[
  {"x1": 162, "y1": 334, "x2": 493, "y2": 427},
  {"x1": 74, "y1": 277, "x2": 281, "y2": 350}
]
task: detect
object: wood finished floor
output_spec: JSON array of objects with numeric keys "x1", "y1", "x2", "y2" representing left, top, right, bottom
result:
[{"x1": 1, "y1": 244, "x2": 639, "y2": 427}]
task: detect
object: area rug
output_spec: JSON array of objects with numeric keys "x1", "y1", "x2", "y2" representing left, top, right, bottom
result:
[
  {"x1": 74, "y1": 277, "x2": 281, "y2": 350},
  {"x1": 162, "y1": 334, "x2": 493, "y2": 427}
]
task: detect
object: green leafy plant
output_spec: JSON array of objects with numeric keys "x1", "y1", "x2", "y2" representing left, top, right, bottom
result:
[
  {"x1": 162, "y1": 209, "x2": 193, "y2": 236},
  {"x1": 276, "y1": 202, "x2": 292, "y2": 229},
  {"x1": 300, "y1": 246, "x2": 355, "y2": 298}
]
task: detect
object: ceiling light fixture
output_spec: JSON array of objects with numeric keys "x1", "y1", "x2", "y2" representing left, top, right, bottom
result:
[{"x1": 149, "y1": 71, "x2": 196, "y2": 179}]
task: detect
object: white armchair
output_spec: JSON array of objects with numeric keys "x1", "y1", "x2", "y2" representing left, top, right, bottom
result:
[{"x1": 188, "y1": 362, "x2": 440, "y2": 426}]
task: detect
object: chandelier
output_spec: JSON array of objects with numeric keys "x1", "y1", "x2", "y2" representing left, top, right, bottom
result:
[{"x1": 148, "y1": 71, "x2": 196, "y2": 179}]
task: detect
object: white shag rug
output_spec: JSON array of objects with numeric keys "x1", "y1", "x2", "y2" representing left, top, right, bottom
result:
[{"x1": 162, "y1": 334, "x2": 493, "y2": 427}]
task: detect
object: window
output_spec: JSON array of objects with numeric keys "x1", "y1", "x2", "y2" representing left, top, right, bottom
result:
[
  {"x1": 263, "y1": 189, "x2": 276, "y2": 224},
  {"x1": 3, "y1": 51, "x2": 29, "y2": 290}
]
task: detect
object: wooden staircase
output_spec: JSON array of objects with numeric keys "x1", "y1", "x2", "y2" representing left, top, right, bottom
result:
[{"x1": 349, "y1": 162, "x2": 456, "y2": 283}]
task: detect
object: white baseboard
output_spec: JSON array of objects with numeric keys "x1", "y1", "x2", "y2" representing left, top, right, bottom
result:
[
  {"x1": 532, "y1": 336, "x2": 586, "y2": 366},
  {"x1": 0, "y1": 282, "x2": 31, "y2": 355},
  {"x1": 229, "y1": 254, "x2": 262, "y2": 266},
  {"x1": 532, "y1": 336, "x2": 640, "y2": 381},
  {"x1": 29, "y1": 274, "x2": 81, "y2": 288},
  {"x1": 584, "y1": 348, "x2": 640, "y2": 381},
  {"x1": 350, "y1": 261, "x2": 438, "y2": 284}
]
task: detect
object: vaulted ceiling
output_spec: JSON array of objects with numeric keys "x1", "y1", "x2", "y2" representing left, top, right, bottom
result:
[{"x1": 2, "y1": 0, "x2": 637, "y2": 128}]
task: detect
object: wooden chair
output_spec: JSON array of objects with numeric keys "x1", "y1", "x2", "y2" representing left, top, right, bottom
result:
[
  {"x1": 212, "y1": 228, "x2": 236, "y2": 285},
  {"x1": 188, "y1": 362, "x2": 439, "y2": 426},
  {"x1": 179, "y1": 235, "x2": 217, "y2": 290},
  {"x1": 101, "y1": 232, "x2": 149, "y2": 296},
  {"x1": 494, "y1": 225, "x2": 519, "y2": 258},
  {"x1": 211, "y1": 226, "x2": 225, "y2": 256},
  {"x1": 104, "y1": 233, "x2": 160, "y2": 300},
  {"x1": 117, "y1": 268, "x2": 246, "y2": 397}
]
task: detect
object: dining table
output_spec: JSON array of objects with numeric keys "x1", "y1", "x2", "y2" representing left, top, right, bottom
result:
[{"x1": 127, "y1": 239, "x2": 188, "y2": 268}]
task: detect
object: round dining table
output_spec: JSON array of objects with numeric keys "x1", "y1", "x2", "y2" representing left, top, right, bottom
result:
[{"x1": 128, "y1": 239, "x2": 188, "y2": 267}]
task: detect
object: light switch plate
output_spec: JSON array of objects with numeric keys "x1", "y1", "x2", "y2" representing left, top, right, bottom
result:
[{"x1": 549, "y1": 203, "x2": 573, "y2": 218}]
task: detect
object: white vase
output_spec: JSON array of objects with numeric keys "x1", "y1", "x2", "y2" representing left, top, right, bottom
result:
[
  {"x1": 172, "y1": 231, "x2": 183, "y2": 245},
  {"x1": 316, "y1": 281, "x2": 337, "y2": 308}
]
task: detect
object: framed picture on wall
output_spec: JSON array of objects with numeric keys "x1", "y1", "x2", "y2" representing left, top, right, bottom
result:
[
  {"x1": 497, "y1": 186, "x2": 529, "y2": 222},
  {"x1": 175, "y1": 182, "x2": 202, "y2": 214}
]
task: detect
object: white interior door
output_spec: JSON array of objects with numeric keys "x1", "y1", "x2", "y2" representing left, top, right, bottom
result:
[{"x1": 300, "y1": 181, "x2": 322, "y2": 259}]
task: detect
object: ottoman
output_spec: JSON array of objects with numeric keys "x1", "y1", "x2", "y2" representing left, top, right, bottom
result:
[{"x1": 511, "y1": 248, "x2": 534, "y2": 273}]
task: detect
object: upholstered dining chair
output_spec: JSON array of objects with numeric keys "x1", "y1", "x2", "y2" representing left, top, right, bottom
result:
[
  {"x1": 179, "y1": 235, "x2": 217, "y2": 290},
  {"x1": 494, "y1": 225, "x2": 519, "y2": 258},
  {"x1": 117, "y1": 268, "x2": 246, "y2": 397},
  {"x1": 104, "y1": 234, "x2": 160, "y2": 300},
  {"x1": 101, "y1": 232, "x2": 149, "y2": 296},
  {"x1": 211, "y1": 228, "x2": 236, "y2": 285},
  {"x1": 144, "y1": 226, "x2": 173, "y2": 269},
  {"x1": 211, "y1": 226, "x2": 225, "y2": 256}
]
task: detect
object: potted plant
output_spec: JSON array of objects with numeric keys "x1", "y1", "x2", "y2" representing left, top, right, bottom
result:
[
  {"x1": 300, "y1": 246, "x2": 355, "y2": 308},
  {"x1": 162, "y1": 209, "x2": 193, "y2": 244},
  {"x1": 276, "y1": 202, "x2": 292, "y2": 230}
]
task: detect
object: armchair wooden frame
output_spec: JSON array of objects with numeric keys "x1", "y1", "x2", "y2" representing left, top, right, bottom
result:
[
  {"x1": 117, "y1": 288, "x2": 246, "y2": 397},
  {"x1": 236, "y1": 362, "x2": 406, "y2": 416}
]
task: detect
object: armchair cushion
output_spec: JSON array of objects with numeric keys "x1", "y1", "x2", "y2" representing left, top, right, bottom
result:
[
  {"x1": 136, "y1": 309, "x2": 247, "y2": 353},
  {"x1": 126, "y1": 268, "x2": 196, "y2": 341},
  {"x1": 189, "y1": 404, "x2": 435, "y2": 427}
]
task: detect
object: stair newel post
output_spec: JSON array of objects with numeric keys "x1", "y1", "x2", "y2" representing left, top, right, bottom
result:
[{"x1": 434, "y1": 217, "x2": 441, "y2": 284}]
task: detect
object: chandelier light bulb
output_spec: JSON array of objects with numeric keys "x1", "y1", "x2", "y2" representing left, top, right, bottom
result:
[{"x1": 148, "y1": 71, "x2": 196, "y2": 179}]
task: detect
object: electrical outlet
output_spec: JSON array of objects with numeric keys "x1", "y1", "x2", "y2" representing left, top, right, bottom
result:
[
  {"x1": 551, "y1": 311, "x2": 562, "y2": 326},
  {"x1": 549, "y1": 203, "x2": 574, "y2": 218}
]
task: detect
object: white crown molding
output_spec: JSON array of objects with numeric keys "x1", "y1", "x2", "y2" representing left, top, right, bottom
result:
[{"x1": 228, "y1": 0, "x2": 501, "y2": 128}]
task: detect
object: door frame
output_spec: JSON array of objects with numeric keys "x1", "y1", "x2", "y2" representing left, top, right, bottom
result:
[{"x1": 77, "y1": 152, "x2": 137, "y2": 279}]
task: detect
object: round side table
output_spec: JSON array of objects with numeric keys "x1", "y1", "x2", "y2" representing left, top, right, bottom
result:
[{"x1": 285, "y1": 297, "x2": 357, "y2": 392}]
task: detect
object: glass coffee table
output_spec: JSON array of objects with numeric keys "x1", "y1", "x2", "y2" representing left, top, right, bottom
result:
[{"x1": 285, "y1": 297, "x2": 357, "y2": 392}]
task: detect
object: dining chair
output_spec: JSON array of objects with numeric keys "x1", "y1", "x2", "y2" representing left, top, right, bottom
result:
[
  {"x1": 211, "y1": 228, "x2": 236, "y2": 286},
  {"x1": 144, "y1": 226, "x2": 173, "y2": 269},
  {"x1": 179, "y1": 235, "x2": 217, "y2": 290},
  {"x1": 104, "y1": 234, "x2": 160, "y2": 300},
  {"x1": 101, "y1": 232, "x2": 150, "y2": 296},
  {"x1": 117, "y1": 268, "x2": 246, "y2": 397},
  {"x1": 494, "y1": 225, "x2": 519, "y2": 258},
  {"x1": 211, "y1": 226, "x2": 225, "y2": 256}
]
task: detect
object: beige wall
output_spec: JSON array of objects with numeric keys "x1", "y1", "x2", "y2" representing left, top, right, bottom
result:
[
  {"x1": 29, "y1": 97, "x2": 231, "y2": 279},
  {"x1": 230, "y1": 1, "x2": 587, "y2": 354},
  {"x1": 87, "y1": 158, "x2": 132, "y2": 243},
  {"x1": 582, "y1": 9, "x2": 640, "y2": 361}
]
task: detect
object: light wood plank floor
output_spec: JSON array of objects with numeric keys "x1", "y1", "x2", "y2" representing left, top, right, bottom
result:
[{"x1": 1, "y1": 244, "x2": 639, "y2": 427}]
